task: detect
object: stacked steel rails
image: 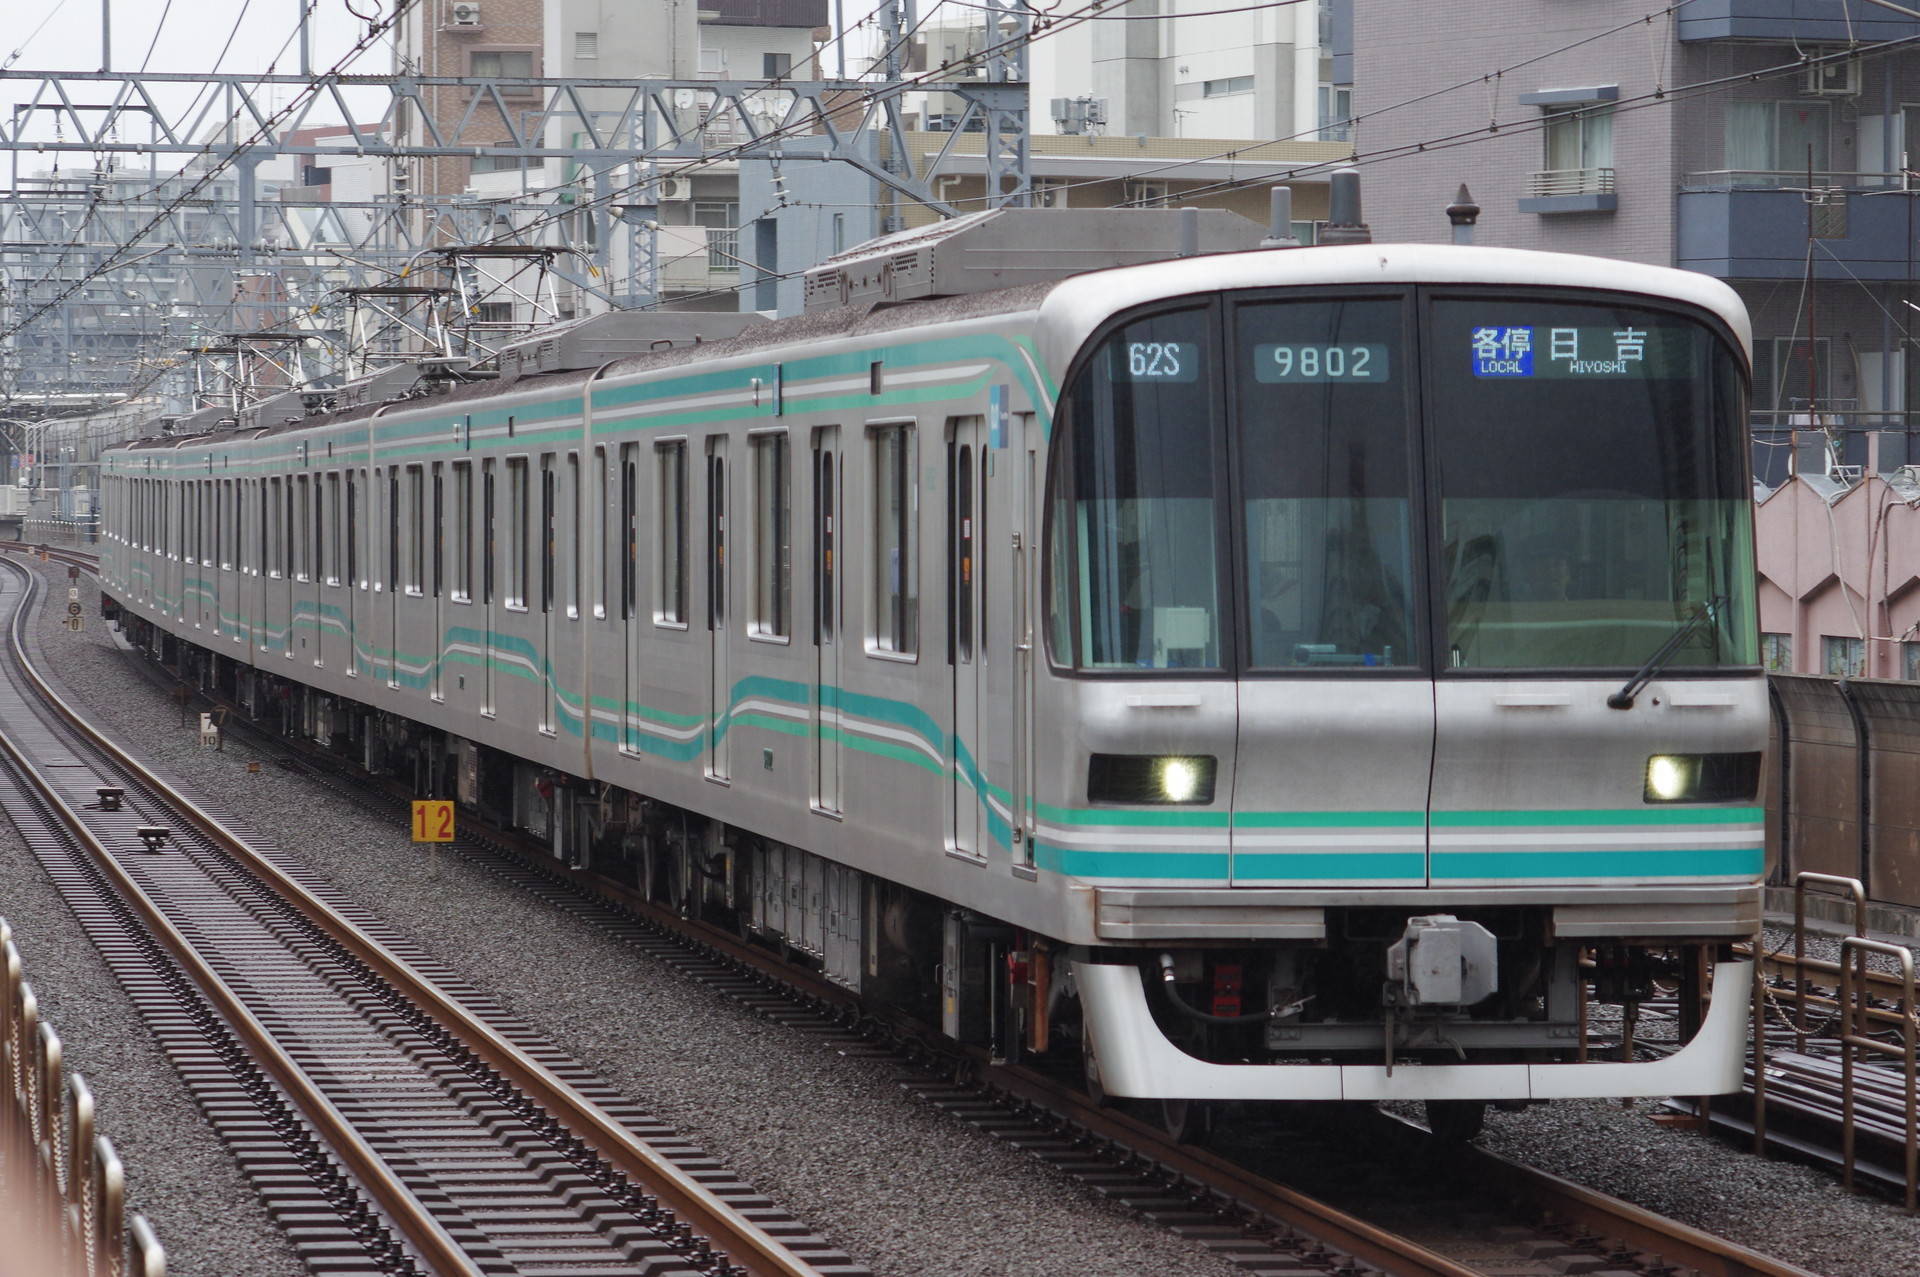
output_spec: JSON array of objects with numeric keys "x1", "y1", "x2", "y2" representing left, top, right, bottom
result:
[
  {"x1": 1651, "y1": 873, "x2": 1920, "y2": 1212},
  {"x1": 132, "y1": 625, "x2": 1821, "y2": 1277},
  {"x1": 0, "y1": 555, "x2": 858, "y2": 1277}
]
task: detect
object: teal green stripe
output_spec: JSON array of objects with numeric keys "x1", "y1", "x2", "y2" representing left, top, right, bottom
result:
[
  {"x1": 1431, "y1": 847, "x2": 1764, "y2": 878},
  {"x1": 1233, "y1": 810, "x2": 1423, "y2": 829},
  {"x1": 1432, "y1": 807, "x2": 1763, "y2": 828},
  {"x1": 1231, "y1": 853, "x2": 1426, "y2": 880},
  {"x1": 1031, "y1": 845, "x2": 1228, "y2": 880}
]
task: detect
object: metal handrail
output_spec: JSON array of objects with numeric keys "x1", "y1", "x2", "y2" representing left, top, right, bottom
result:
[
  {"x1": 1, "y1": 918, "x2": 166, "y2": 1275},
  {"x1": 1838, "y1": 936, "x2": 1917, "y2": 1213},
  {"x1": 1527, "y1": 166, "x2": 1615, "y2": 197}
]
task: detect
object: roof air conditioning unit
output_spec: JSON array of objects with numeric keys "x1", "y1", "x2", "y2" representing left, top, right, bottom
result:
[
  {"x1": 1805, "y1": 52, "x2": 1860, "y2": 97},
  {"x1": 449, "y1": 2, "x2": 482, "y2": 27}
]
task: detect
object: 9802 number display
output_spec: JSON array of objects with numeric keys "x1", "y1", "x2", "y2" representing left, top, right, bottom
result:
[{"x1": 1254, "y1": 343, "x2": 1390, "y2": 383}]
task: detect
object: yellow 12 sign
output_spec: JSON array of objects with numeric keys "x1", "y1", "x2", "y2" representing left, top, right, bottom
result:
[{"x1": 411, "y1": 800, "x2": 455, "y2": 843}]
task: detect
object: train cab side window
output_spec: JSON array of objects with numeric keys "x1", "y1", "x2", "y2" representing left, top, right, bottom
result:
[
  {"x1": 869, "y1": 423, "x2": 918, "y2": 657},
  {"x1": 506, "y1": 458, "x2": 529, "y2": 610},
  {"x1": 750, "y1": 432, "x2": 791, "y2": 640},
  {"x1": 1052, "y1": 307, "x2": 1221, "y2": 671},
  {"x1": 452, "y1": 461, "x2": 473, "y2": 602},
  {"x1": 655, "y1": 441, "x2": 687, "y2": 625}
]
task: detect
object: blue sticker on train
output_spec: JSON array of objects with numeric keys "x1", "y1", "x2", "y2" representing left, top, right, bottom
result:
[{"x1": 1471, "y1": 326, "x2": 1533, "y2": 377}]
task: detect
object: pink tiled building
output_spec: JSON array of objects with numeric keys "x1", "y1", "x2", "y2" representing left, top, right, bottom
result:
[{"x1": 1755, "y1": 440, "x2": 1920, "y2": 679}]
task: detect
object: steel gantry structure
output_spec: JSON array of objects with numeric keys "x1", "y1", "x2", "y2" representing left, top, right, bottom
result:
[{"x1": 0, "y1": 6, "x2": 1034, "y2": 409}]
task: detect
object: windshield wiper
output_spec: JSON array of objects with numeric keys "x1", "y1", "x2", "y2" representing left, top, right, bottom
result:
[{"x1": 1606, "y1": 596, "x2": 1724, "y2": 710}]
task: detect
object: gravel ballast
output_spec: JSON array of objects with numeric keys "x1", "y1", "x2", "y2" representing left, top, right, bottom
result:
[{"x1": 21, "y1": 561, "x2": 1920, "y2": 1276}]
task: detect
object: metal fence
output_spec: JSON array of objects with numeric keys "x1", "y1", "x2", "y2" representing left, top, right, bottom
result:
[
  {"x1": 2, "y1": 918, "x2": 164, "y2": 1276},
  {"x1": 1770, "y1": 674, "x2": 1920, "y2": 909}
]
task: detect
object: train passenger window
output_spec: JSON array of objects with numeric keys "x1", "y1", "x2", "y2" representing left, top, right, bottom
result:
[
  {"x1": 750, "y1": 432, "x2": 790, "y2": 640},
  {"x1": 295, "y1": 477, "x2": 312, "y2": 582},
  {"x1": 870, "y1": 424, "x2": 918, "y2": 657},
  {"x1": 452, "y1": 462, "x2": 473, "y2": 602},
  {"x1": 312, "y1": 474, "x2": 324, "y2": 583},
  {"x1": 1234, "y1": 297, "x2": 1417, "y2": 670},
  {"x1": 432, "y1": 464, "x2": 444, "y2": 599},
  {"x1": 347, "y1": 471, "x2": 360, "y2": 586},
  {"x1": 267, "y1": 478, "x2": 282, "y2": 577},
  {"x1": 387, "y1": 470, "x2": 400, "y2": 594},
  {"x1": 483, "y1": 461, "x2": 496, "y2": 605},
  {"x1": 593, "y1": 446, "x2": 609, "y2": 619},
  {"x1": 506, "y1": 458, "x2": 529, "y2": 610},
  {"x1": 540, "y1": 456, "x2": 555, "y2": 614},
  {"x1": 812, "y1": 439, "x2": 836, "y2": 646},
  {"x1": 408, "y1": 465, "x2": 425, "y2": 595},
  {"x1": 655, "y1": 441, "x2": 687, "y2": 625},
  {"x1": 326, "y1": 474, "x2": 342, "y2": 585},
  {"x1": 1051, "y1": 308, "x2": 1220, "y2": 672},
  {"x1": 566, "y1": 452, "x2": 581, "y2": 620}
]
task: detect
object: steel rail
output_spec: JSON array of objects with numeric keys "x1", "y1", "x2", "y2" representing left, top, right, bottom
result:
[
  {"x1": 5, "y1": 558, "x2": 827, "y2": 1277},
  {"x1": 0, "y1": 559, "x2": 477, "y2": 1275}
]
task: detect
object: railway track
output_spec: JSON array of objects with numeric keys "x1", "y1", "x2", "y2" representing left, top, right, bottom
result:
[
  {"x1": 104, "y1": 592, "x2": 1824, "y2": 1277},
  {"x1": 0, "y1": 556, "x2": 860, "y2": 1276}
]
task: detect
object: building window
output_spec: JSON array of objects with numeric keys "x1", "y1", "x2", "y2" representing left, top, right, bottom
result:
[
  {"x1": 470, "y1": 50, "x2": 534, "y2": 78},
  {"x1": 470, "y1": 155, "x2": 536, "y2": 173},
  {"x1": 1823, "y1": 635, "x2": 1865, "y2": 677},
  {"x1": 1317, "y1": 85, "x2": 1352, "y2": 142},
  {"x1": 1757, "y1": 336, "x2": 1832, "y2": 414},
  {"x1": 1762, "y1": 631, "x2": 1792, "y2": 672},
  {"x1": 764, "y1": 51, "x2": 792, "y2": 79},
  {"x1": 751, "y1": 433, "x2": 791, "y2": 639},
  {"x1": 1543, "y1": 105, "x2": 1612, "y2": 178},
  {"x1": 1725, "y1": 100, "x2": 1830, "y2": 184},
  {"x1": 699, "y1": 47, "x2": 726, "y2": 76},
  {"x1": 694, "y1": 200, "x2": 739, "y2": 272},
  {"x1": 1904, "y1": 640, "x2": 1920, "y2": 680},
  {"x1": 1202, "y1": 76, "x2": 1254, "y2": 98},
  {"x1": 871, "y1": 425, "x2": 918, "y2": 656}
]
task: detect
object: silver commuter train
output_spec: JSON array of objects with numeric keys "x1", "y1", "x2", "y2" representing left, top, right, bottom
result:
[{"x1": 98, "y1": 213, "x2": 1766, "y2": 1132}]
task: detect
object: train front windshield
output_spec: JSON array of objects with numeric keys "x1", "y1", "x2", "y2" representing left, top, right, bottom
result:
[{"x1": 1047, "y1": 288, "x2": 1758, "y2": 675}]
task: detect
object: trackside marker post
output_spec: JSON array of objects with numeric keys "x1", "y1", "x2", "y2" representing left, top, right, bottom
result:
[{"x1": 412, "y1": 799, "x2": 454, "y2": 878}]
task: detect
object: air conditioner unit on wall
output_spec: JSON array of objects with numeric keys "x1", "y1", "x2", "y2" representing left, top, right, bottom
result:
[
  {"x1": 1805, "y1": 53, "x2": 1860, "y2": 97},
  {"x1": 657, "y1": 177, "x2": 689, "y2": 201},
  {"x1": 449, "y1": 2, "x2": 482, "y2": 26}
]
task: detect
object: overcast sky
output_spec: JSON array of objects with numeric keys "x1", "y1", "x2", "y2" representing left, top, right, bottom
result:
[{"x1": 5, "y1": 1, "x2": 399, "y2": 142}]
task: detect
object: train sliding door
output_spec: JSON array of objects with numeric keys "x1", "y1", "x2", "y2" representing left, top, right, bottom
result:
[
  {"x1": 811, "y1": 428, "x2": 842, "y2": 816},
  {"x1": 946, "y1": 418, "x2": 984, "y2": 859},
  {"x1": 706, "y1": 437, "x2": 730, "y2": 781}
]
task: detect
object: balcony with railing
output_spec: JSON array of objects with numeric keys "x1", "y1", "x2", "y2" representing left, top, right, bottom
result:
[
  {"x1": 1678, "y1": 0, "x2": 1920, "y2": 42},
  {"x1": 1677, "y1": 171, "x2": 1920, "y2": 280},
  {"x1": 1517, "y1": 166, "x2": 1616, "y2": 213}
]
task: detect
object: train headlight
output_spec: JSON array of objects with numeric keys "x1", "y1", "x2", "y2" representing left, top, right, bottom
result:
[
  {"x1": 1088, "y1": 754, "x2": 1218, "y2": 805},
  {"x1": 1643, "y1": 752, "x2": 1763, "y2": 804}
]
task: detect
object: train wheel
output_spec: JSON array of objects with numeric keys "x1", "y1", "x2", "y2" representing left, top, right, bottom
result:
[
  {"x1": 1156, "y1": 1097, "x2": 1213, "y2": 1146},
  {"x1": 1424, "y1": 1099, "x2": 1486, "y2": 1143}
]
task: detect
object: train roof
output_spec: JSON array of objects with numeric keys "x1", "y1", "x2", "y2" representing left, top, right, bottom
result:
[{"x1": 110, "y1": 242, "x2": 1749, "y2": 456}]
